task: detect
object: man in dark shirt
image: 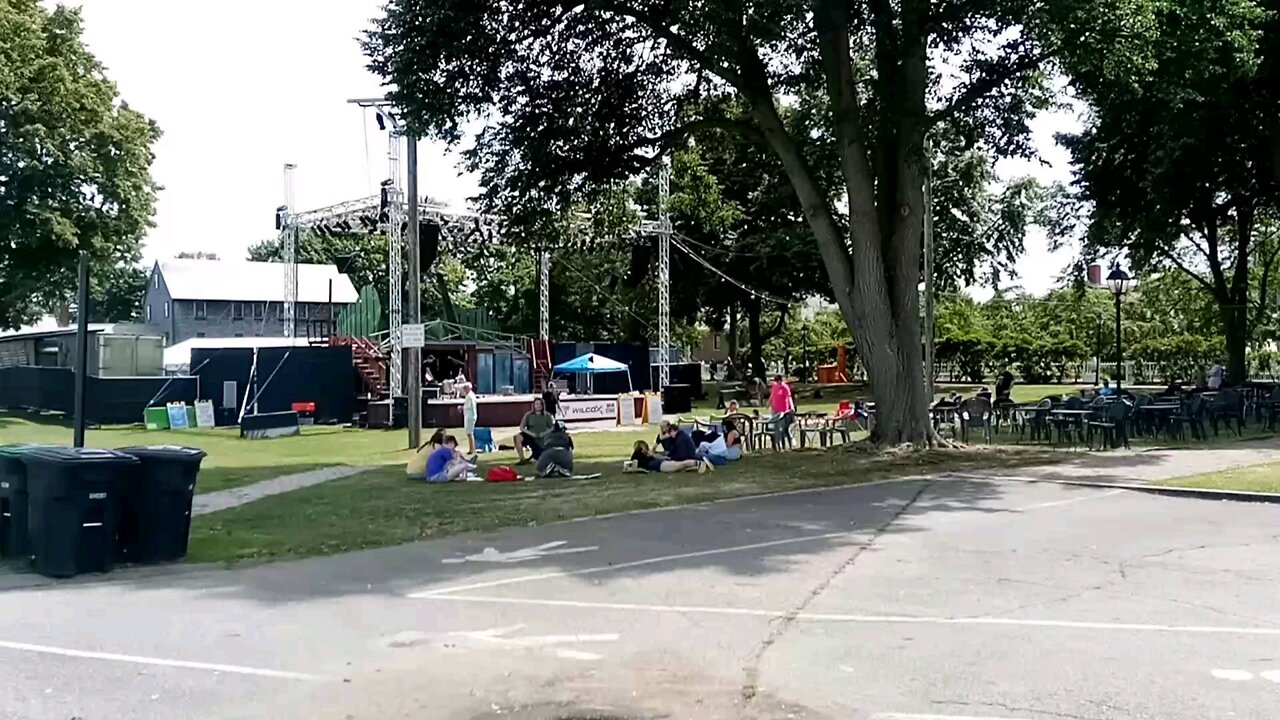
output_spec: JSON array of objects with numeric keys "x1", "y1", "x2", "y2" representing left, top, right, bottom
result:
[
  {"x1": 542, "y1": 380, "x2": 560, "y2": 418},
  {"x1": 657, "y1": 420, "x2": 698, "y2": 462}
]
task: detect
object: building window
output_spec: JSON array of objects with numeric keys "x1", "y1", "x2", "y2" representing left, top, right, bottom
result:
[
  {"x1": 194, "y1": 301, "x2": 207, "y2": 319},
  {"x1": 196, "y1": 332, "x2": 206, "y2": 338},
  {"x1": 163, "y1": 302, "x2": 169, "y2": 318},
  {"x1": 275, "y1": 304, "x2": 283, "y2": 319},
  {"x1": 232, "y1": 302, "x2": 244, "y2": 319},
  {"x1": 298, "y1": 303, "x2": 309, "y2": 320},
  {"x1": 713, "y1": 334, "x2": 721, "y2": 351},
  {"x1": 146, "y1": 306, "x2": 152, "y2": 321},
  {"x1": 153, "y1": 273, "x2": 158, "y2": 290},
  {"x1": 253, "y1": 302, "x2": 264, "y2": 319}
]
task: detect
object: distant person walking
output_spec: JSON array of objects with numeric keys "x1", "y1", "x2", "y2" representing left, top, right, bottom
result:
[
  {"x1": 1208, "y1": 363, "x2": 1224, "y2": 390},
  {"x1": 542, "y1": 380, "x2": 560, "y2": 418},
  {"x1": 769, "y1": 375, "x2": 796, "y2": 448},
  {"x1": 461, "y1": 382, "x2": 478, "y2": 456}
]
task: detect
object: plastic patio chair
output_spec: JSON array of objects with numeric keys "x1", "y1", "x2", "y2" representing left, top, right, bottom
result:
[
  {"x1": 1209, "y1": 389, "x2": 1245, "y2": 436},
  {"x1": 959, "y1": 397, "x2": 993, "y2": 445},
  {"x1": 1087, "y1": 398, "x2": 1132, "y2": 450}
]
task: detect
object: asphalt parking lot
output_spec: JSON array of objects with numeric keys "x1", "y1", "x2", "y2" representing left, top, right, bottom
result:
[{"x1": 2, "y1": 472, "x2": 1278, "y2": 719}]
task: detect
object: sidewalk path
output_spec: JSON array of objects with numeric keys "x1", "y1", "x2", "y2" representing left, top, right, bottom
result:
[
  {"x1": 983, "y1": 440, "x2": 1280, "y2": 486},
  {"x1": 192, "y1": 465, "x2": 370, "y2": 515}
]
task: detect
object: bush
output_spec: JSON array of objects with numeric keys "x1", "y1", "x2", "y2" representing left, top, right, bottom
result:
[
  {"x1": 1130, "y1": 335, "x2": 1222, "y2": 383},
  {"x1": 936, "y1": 333, "x2": 995, "y2": 382}
]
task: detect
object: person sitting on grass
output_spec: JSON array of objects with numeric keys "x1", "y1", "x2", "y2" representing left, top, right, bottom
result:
[
  {"x1": 657, "y1": 420, "x2": 714, "y2": 473},
  {"x1": 424, "y1": 434, "x2": 474, "y2": 483},
  {"x1": 536, "y1": 422, "x2": 575, "y2": 478},
  {"x1": 405, "y1": 428, "x2": 447, "y2": 477},
  {"x1": 698, "y1": 419, "x2": 742, "y2": 465},
  {"x1": 514, "y1": 397, "x2": 555, "y2": 464},
  {"x1": 625, "y1": 440, "x2": 700, "y2": 473}
]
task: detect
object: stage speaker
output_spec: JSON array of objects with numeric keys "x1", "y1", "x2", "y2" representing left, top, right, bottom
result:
[{"x1": 421, "y1": 221, "x2": 441, "y2": 270}]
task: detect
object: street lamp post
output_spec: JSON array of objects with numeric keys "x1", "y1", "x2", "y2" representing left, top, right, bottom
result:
[{"x1": 1106, "y1": 267, "x2": 1132, "y2": 392}]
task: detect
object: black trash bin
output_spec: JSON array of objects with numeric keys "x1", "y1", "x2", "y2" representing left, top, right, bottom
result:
[
  {"x1": 23, "y1": 447, "x2": 138, "y2": 578},
  {"x1": 115, "y1": 446, "x2": 207, "y2": 563},
  {"x1": 0, "y1": 444, "x2": 59, "y2": 561}
]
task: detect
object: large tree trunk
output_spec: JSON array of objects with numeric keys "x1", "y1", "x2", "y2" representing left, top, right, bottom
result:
[
  {"x1": 725, "y1": 3, "x2": 937, "y2": 446},
  {"x1": 726, "y1": 303, "x2": 740, "y2": 380},
  {"x1": 1222, "y1": 305, "x2": 1248, "y2": 386},
  {"x1": 746, "y1": 299, "x2": 767, "y2": 382}
]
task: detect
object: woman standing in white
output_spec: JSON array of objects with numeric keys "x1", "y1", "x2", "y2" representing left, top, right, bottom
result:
[{"x1": 462, "y1": 383, "x2": 479, "y2": 456}]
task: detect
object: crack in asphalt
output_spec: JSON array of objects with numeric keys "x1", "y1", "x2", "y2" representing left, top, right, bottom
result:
[
  {"x1": 738, "y1": 480, "x2": 935, "y2": 705},
  {"x1": 936, "y1": 698, "x2": 1104, "y2": 720}
]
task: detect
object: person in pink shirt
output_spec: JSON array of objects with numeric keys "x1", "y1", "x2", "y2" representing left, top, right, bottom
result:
[{"x1": 768, "y1": 375, "x2": 796, "y2": 448}]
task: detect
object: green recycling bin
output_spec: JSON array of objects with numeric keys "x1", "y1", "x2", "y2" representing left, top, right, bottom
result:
[
  {"x1": 115, "y1": 446, "x2": 206, "y2": 563},
  {"x1": 0, "y1": 444, "x2": 58, "y2": 561},
  {"x1": 23, "y1": 447, "x2": 138, "y2": 578}
]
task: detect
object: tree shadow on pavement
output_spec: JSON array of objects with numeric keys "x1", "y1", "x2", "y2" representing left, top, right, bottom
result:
[{"x1": 0, "y1": 473, "x2": 1063, "y2": 604}]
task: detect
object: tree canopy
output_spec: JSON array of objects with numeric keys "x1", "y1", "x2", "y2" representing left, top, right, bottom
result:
[
  {"x1": 0, "y1": 0, "x2": 160, "y2": 329},
  {"x1": 364, "y1": 0, "x2": 1137, "y2": 444},
  {"x1": 1058, "y1": 0, "x2": 1279, "y2": 384}
]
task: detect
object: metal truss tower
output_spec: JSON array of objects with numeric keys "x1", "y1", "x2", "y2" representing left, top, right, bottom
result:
[
  {"x1": 538, "y1": 251, "x2": 551, "y2": 340},
  {"x1": 384, "y1": 128, "x2": 405, "y2": 396},
  {"x1": 282, "y1": 163, "x2": 298, "y2": 337},
  {"x1": 657, "y1": 158, "x2": 672, "y2": 389}
]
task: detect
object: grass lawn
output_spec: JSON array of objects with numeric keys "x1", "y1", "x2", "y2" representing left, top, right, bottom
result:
[
  {"x1": 188, "y1": 440, "x2": 1060, "y2": 564},
  {"x1": 0, "y1": 412, "x2": 413, "y2": 494},
  {"x1": 1154, "y1": 462, "x2": 1280, "y2": 494}
]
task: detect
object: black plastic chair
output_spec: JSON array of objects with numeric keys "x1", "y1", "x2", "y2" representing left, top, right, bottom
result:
[
  {"x1": 1049, "y1": 396, "x2": 1087, "y2": 446},
  {"x1": 1170, "y1": 395, "x2": 1206, "y2": 442},
  {"x1": 1209, "y1": 389, "x2": 1245, "y2": 436},
  {"x1": 1021, "y1": 399, "x2": 1053, "y2": 443},
  {"x1": 959, "y1": 397, "x2": 993, "y2": 444},
  {"x1": 1087, "y1": 398, "x2": 1132, "y2": 450}
]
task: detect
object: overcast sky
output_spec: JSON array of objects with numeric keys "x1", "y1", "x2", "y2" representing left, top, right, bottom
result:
[{"x1": 72, "y1": 0, "x2": 1077, "y2": 297}]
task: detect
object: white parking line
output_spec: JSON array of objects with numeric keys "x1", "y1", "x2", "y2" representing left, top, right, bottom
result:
[
  {"x1": 873, "y1": 714, "x2": 1033, "y2": 720},
  {"x1": 409, "y1": 531, "x2": 863, "y2": 597},
  {"x1": 1015, "y1": 489, "x2": 1124, "y2": 510},
  {"x1": 415, "y1": 594, "x2": 1280, "y2": 637},
  {"x1": 0, "y1": 640, "x2": 323, "y2": 681}
]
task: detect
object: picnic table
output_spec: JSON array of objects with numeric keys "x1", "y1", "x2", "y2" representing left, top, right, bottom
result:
[
  {"x1": 1048, "y1": 408, "x2": 1092, "y2": 445},
  {"x1": 1134, "y1": 403, "x2": 1180, "y2": 438}
]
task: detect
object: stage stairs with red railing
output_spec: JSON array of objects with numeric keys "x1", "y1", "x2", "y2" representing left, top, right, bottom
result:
[
  {"x1": 330, "y1": 335, "x2": 388, "y2": 397},
  {"x1": 530, "y1": 338, "x2": 552, "y2": 393}
]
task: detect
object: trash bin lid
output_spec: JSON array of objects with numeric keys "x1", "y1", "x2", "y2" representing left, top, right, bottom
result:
[
  {"x1": 115, "y1": 445, "x2": 208, "y2": 461},
  {"x1": 0, "y1": 443, "x2": 61, "y2": 458},
  {"x1": 21, "y1": 447, "x2": 139, "y2": 465}
]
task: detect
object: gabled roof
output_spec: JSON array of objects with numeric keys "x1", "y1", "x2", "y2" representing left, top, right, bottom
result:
[{"x1": 156, "y1": 259, "x2": 359, "y2": 304}]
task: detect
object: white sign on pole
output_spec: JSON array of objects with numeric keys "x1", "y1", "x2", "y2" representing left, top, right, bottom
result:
[
  {"x1": 194, "y1": 400, "x2": 217, "y2": 428},
  {"x1": 401, "y1": 323, "x2": 426, "y2": 348}
]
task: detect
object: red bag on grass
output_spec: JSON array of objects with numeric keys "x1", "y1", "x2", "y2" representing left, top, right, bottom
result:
[{"x1": 486, "y1": 466, "x2": 520, "y2": 482}]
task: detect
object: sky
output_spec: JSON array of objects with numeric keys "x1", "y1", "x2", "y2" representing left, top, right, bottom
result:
[{"x1": 71, "y1": 0, "x2": 1077, "y2": 297}]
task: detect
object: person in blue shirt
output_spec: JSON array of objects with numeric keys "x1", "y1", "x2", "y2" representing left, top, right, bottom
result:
[
  {"x1": 1098, "y1": 378, "x2": 1117, "y2": 397},
  {"x1": 425, "y1": 435, "x2": 471, "y2": 483}
]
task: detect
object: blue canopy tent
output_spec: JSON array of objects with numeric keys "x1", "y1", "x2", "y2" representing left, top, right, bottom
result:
[{"x1": 552, "y1": 353, "x2": 633, "y2": 394}]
